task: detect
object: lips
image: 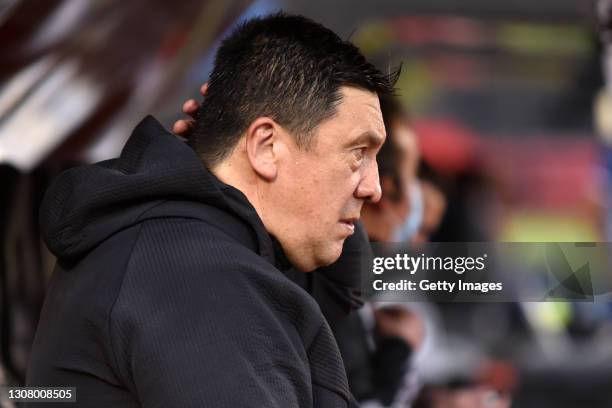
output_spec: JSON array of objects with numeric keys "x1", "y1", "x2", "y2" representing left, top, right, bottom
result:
[{"x1": 339, "y1": 218, "x2": 358, "y2": 235}]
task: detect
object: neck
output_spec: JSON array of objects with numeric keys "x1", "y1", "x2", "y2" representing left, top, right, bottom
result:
[{"x1": 211, "y1": 153, "x2": 269, "y2": 231}]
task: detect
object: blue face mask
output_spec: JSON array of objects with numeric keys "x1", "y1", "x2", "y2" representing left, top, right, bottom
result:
[{"x1": 392, "y1": 181, "x2": 424, "y2": 243}]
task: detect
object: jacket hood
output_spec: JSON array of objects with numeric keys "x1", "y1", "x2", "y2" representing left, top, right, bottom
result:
[{"x1": 40, "y1": 115, "x2": 273, "y2": 262}]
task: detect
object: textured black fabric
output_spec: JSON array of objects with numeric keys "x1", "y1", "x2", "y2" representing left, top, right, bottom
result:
[
  {"x1": 370, "y1": 336, "x2": 412, "y2": 405},
  {"x1": 331, "y1": 312, "x2": 412, "y2": 405},
  {"x1": 26, "y1": 116, "x2": 351, "y2": 407}
]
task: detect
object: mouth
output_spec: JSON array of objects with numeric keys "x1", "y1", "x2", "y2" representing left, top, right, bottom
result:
[{"x1": 339, "y1": 217, "x2": 358, "y2": 235}]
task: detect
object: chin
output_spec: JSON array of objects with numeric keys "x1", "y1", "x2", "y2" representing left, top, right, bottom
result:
[
  {"x1": 319, "y1": 239, "x2": 345, "y2": 267},
  {"x1": 291, "y1": 238, "x2": 346, "y2": 272}
]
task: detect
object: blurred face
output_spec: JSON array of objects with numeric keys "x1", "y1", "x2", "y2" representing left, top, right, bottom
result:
[
  {"x1": 411, "y1": 180, "x2": 446, "y2": 244},
  {"x1": 393, "y1": 121, "x2": 420, "y2": 194},
  {"x1": 267, "y1": 87, "x2": 385, "y2": 271},
  {"x1": 386, "y1": 121, "x2": 419, "y2": 224},
  {"x1": 367, "y1": 119, "x2": 420, "y2": 242}
]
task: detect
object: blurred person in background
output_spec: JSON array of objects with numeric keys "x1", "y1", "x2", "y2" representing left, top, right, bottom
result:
[
  {"x1": 26, "y1": 13, "x2": 396, "y2": 408},
  {"x1": 410, "y1": 180, "x2": 447, "y2": 246}
]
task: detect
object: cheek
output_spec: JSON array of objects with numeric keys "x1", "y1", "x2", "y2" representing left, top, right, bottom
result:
[
  {"x1": 332, "y1": 160, "x2": 362, "y2": 193},
  {"x1": 323, "y1": 172, "x2": 360, "y2": 213},
  {"x1": 297, "y1": 157, "x2": 359, "y2": 219}
]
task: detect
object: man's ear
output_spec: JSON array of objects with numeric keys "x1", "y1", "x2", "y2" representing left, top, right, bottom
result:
[{"x1": 245, "y1": 117, "x2": 279, "y2": 181}]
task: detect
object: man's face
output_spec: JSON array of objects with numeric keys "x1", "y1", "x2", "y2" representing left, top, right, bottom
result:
[{"x1": 267, "y1": 87, "x2": 385, "y2": 271}]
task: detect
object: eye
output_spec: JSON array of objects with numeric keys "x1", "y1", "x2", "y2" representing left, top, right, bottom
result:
[{"x1": 352, "y1": 147, "x2": 367, "y2": 162}]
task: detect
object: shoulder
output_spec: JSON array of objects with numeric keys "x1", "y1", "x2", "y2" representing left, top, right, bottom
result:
[
  {"x1": 115, "y1": 216, "x2": 323, "y2": 330},
  {"x1": 127, "y1": 218, "x2": 278, "y2": 284}
]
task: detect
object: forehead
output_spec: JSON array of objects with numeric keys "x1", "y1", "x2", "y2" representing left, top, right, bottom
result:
[{"x1": 315, "y1": 86, "x2": 385, "y2": 147}]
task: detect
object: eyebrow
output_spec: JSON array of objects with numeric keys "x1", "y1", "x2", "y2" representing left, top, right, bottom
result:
[{"x1": 349, "y1": 131, "x2": 385, "y2": 148}]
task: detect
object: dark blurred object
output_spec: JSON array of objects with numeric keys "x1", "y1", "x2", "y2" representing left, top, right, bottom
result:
[
  {"x1": 0, "y1": 0, "x2": 251, "y2": 385},
  {"x1": 0, "y1": 0, "x2": 249, "y2": 171},
  {"x1": 0, "y1": 166, "x2": 49, "y2": 385},
  {"x1": 413, "y1": 359, "x2": 516, "y2": 408},
  {"x1": 597, "y1": 0, "x2": 612, "y2": 39},
  {"x1": 430, "y1": 166, "x2": 492, "y2": 242}
]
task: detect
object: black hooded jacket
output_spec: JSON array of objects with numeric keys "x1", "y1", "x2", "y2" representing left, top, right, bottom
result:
[{"x1": 26, "y1": 116, "x2": 356, "y2": 407}]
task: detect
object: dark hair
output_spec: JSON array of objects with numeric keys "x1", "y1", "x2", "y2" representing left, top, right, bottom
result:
[{"x1": 190, "y1": 12, "x2": 398, "y2": 167}]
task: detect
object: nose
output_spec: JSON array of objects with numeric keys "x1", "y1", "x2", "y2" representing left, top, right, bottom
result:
[{"x1": 355, "y1": 159, "x2": 382, "y2": 203}]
